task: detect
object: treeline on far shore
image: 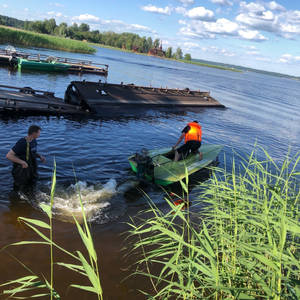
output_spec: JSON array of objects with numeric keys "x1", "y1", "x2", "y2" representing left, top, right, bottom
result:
[{"x1": 0, "y1": 15, "x2": 190, "y2": 60}]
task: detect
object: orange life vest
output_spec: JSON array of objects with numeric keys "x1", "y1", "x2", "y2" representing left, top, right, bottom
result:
[{"x1": 184, "y1": 122, "x2": 202, "y2": 143}]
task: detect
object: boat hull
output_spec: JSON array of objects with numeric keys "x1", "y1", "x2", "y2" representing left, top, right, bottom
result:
[
  {"x1": 18, "y1": 58, "x2": 71, "y2": 72},
  {"x1": 128, "y1": 144, "x2": 223, "y2": 186}
]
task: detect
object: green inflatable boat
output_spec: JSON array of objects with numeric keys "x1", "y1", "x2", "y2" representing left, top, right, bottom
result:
[
  {"x1": 18, "y1": 58, "x2": 71, "y2": 72},
  {"x1": 128, "y1": 144, "x2": 223, "y2": 186}
]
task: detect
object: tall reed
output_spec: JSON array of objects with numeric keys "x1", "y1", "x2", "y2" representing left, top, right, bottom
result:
[
  {"x1": 0, "y1": 162, "x2": 103, "y2": 299},
  {"x1": 129, "y1": 146, "x2": 300, "y2": 299},
  {"x1": 0, "y1": 26, "x2": 96, "y2": 53}
]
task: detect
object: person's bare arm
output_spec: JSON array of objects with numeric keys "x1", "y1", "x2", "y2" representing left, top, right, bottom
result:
[
  {"x1": 6, "y1": 149, "x2": 28, "y2": 168},
  {"x1": 173, "y1": 133, "x2": 185, "y2": 149}
]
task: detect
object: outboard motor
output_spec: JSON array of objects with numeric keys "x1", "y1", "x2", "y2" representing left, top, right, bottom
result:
[{"x1": 134, "y1": 148, "x2": 154, "y2": 180}]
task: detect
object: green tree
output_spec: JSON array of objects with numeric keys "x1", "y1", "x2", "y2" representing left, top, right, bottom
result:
[
  {"x1": 184, "y1": 53, "x2": 192, "y2": 61},
  {"x1": 153, "y1": 38, "x2": 160, "y2": 48},
  {"x1": 175, "y1": 47, "x2": 183, "y2": 59},
  {"x1": 147, "y1": 37, "x2": 153, "y2": 50},
  {"x1": 78, "y1": 23, "x2": 90, "y2": 32},
  {"x1": 55, "y1": 22, "x2": 68, "y2": 37},
  {"x1": 44, "y1": 18, "x2": 57, "y2": 34},
  {"x1": 31, "y1": 21, "x2": 46, "y2": 33},
  {"x1": 166, "y1": 47, "x2": 172, "y2": 58}
]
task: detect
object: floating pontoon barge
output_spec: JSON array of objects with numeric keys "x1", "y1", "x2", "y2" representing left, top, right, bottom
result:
[
  {"x1": 65, "y1": 80, "x2": 225, "y2": 112},
  {"x1": 0, "y1": 84, "x2": 88, "y2": 115}
]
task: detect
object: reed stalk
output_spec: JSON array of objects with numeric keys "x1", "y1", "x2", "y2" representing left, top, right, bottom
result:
[
  {"x1": 128, "y1": 146, "x2": 300, "y2": 299},
  {"x1": 0, "y1": 161, "x2": 103, "y2": 299}
]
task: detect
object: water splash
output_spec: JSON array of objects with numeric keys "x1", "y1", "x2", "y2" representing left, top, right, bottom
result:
[{"x1": 36, "y1": 178, "x2": 139, "y2": 224}]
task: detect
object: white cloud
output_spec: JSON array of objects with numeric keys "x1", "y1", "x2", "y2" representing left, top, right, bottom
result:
[
  {"x1": 255, "y1": 56, "x2": 271, "y2": 62},
  {"x1": 49, "y1": 2, "x2": 64, "y2": 7},
  {"x1": 204, "y1": 18, "x2": 238, "y2": 34},
  {"x1": 185, "y1": 6, "x2": 215, "y2": 21},
  {"x1": 141, "y1": 5, "x2": 172, "y2": 15},
  {"x1": 72, "y1": 14, "x2": 100, "y2": 22},
  {"x1": 179, "y1": 16, "x2": 268, "y2": 42},
  {"x1": 240, "y1": 1, "x2": 265, "y2": 14},
  {"x1": 2, "y1": 4, "x2": 8, "y2": 8},
  {"x1": 279, "y1": 53, "x2": 300, "y2": 63},
  {"x1": 201, "y1": 45, "x2": 236, "y2": 57},
  {"x1": 211, "y1": 0, "x2": 233, "y2": 6},
  {"x1": 97, "y1": 19, "x2": 156, "y2": 34},
  {"x1": 238, "y1": 29, "x2": 267, "y2": 41},
  {"x1": 267, "y1": 1, "x2": 285, "y2": 12},
  {"x1": 183, "y1": 41, "x2": 201, "y2": 49},
  {"x1": 47, "y1": 11, "x2": 63, "y2": 18},
  {"x1": 246, "y1": 50, "x2": 260, "y2": 55},
  {"x1": 175, "y1": 7, "x2": 186, "y2": 14},
  {"x1": 236, "y1": 2, "x2": 300, "y2": 39},
  {"x1": 178, "y1": 0, "x2": 194, "y2": 6}
]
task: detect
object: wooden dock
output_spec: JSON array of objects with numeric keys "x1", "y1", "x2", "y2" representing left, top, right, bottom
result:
[
  {"x1": 0, "y1": 48, "x2": 108, "y2": 76},
  {"x1": 0, "y1": 84, "x2": 88, "y2": 115}
]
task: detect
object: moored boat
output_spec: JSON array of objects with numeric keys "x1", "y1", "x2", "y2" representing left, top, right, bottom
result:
[
  {"x1": 128, "y1": 144, "x2": 223, "y2": 186},
  {"x1": 17, "y1": 58, "x2": 71, "y2": 72}
]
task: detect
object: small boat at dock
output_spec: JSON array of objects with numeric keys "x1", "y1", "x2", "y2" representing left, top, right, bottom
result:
[
  {"x1": 0, "y1": 47, "x2": 108, "y2": 76},
  {"x1": 128, "y1": 144, "x2": 223, "y2": 186},
  {"x1": 17, "y1": 58, "x2": 71, "y2": 72}
]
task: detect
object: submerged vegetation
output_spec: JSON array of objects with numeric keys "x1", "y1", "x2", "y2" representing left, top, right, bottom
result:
[
  {"x1": 0, "y1": 26, "x2": 96, "y2": 53},
  {"x1": 129, "y1": 146, "x2": 300, "y2": 299},
  {"x1": 0, "y1": 146, "x2": 299, "y2": 299}
]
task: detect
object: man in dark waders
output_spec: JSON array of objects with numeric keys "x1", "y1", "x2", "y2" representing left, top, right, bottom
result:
[
  {"x1": 172, "y1": 121, "x2": 203, "y2": 161},
  {"x1": 6, "y1": 125, "x2": 45, "y2": 193}
]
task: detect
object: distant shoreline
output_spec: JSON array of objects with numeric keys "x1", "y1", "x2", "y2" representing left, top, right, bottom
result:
[
  {"x1": 1, "y1": 25, "x2": 298, "y2": 80},
  {"x1": 90, "y1": 43, "x2": 242, "y2": 72}
]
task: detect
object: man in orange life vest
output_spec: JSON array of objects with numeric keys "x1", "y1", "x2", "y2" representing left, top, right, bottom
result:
[{"x1": 172, "y1": 121, "x2": 203, "y2": 161}]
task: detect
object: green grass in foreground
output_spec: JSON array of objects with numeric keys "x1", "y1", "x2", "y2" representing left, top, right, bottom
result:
[
  {"x1": 0, "y1": 25, "x2": 96, "y2": 54},
  {"x1": 129, "y1": 146, "x2": 300, "y2": 299}
]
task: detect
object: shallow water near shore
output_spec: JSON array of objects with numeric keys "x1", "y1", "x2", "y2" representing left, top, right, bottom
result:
[{"x1": 0, "y1": 45, "x2": 299, "y2": 299}]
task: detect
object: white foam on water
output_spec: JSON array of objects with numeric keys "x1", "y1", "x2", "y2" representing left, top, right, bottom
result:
[
  {"x1": 36, "y1": 179, "x2": 118, "y2": 223},
  {"x1": 36, "y1": 178, "x2": 140, "y2": 224}
]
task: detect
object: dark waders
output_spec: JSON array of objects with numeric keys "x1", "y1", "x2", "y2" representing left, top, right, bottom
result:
[{"x1": 12, "y1": 141, "x2": 38, "y2": 193}]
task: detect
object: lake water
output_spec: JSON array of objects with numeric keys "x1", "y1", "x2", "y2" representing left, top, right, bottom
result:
[{"x1": 0, "y1": 45, "x2": 299, "y2": 299}]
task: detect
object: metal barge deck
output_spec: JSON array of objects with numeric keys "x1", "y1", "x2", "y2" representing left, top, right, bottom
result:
[
  {"x1": 65, "y1": 80, "x2": 225, "y2": 111},
  {"x1": 0, "y1": 85, "x2": 88, "y2": 115}
]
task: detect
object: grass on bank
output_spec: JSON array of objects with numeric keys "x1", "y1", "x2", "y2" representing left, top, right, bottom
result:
[
  {"x1": 0, "y1": 162, "x2": 103, "y2": 300},
  {"x1": 0, "y1": 25, "x2": 96, "y2": 54},
  {"x1": 128, "y1": 146, "x2": 300, "y2": 299}
]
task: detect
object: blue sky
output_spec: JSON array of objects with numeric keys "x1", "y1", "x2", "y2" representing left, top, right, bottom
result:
[{"x1": 1, "y1": 0, "x2": 299, "y2": 76}]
